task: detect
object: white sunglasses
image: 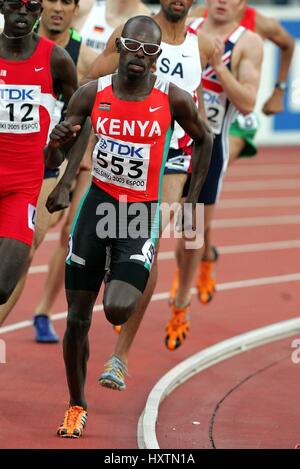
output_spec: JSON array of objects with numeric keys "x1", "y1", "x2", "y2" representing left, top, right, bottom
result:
[{"x1": 120, "y1": 37, "x2": 161, "y2": 56}]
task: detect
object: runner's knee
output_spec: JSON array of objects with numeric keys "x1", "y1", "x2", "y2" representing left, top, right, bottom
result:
[
  {"x1": 103, "y1": 297, "x2": 137, "y2": 325},
  {"x1": 66, "y1": 312, "x2": 92, "y2": 338}
]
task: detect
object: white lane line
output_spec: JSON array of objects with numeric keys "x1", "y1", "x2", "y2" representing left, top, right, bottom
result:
[
  {"x1": 137, "y1": 317, "x2": 300, "y2": 449},
  {"x1": 216, "y1": 272, "x2": 300, "y2": 290},
  {"x1": 223, "y1": 179, "x2": 300, "y2": 191},
  {"x1": 213, "y1": 214, "x2": 300, "y2": 228},
  {"x1": 218, "y1": 240, "x2": 300, "y2": 254},
  {"x1": 228, "y1": 164, "x2": 300, "y2": 177},
  {"x1": 1, "y1": 271, "x2": 300, "y2": 335},
  {"x1": 29, "y1": 240, "x2": 300, "y2": 274},
  {"x1": 29, "y1": 265, "x2": 48, "y2": 274},
  {"x1": 158, "y1": 239, "x2": 300, "y2": 260},
  {"x1": 218, "y1": 196, "x2": 300, "y2": 209}
]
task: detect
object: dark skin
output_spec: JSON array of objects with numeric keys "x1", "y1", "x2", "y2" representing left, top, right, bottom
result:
[
  {"x1": 0, "y1": 0, "x2": 78, "y2": 306},
  {"x1": 46, "y1": 17, "x2": 213, "y2": 409}
]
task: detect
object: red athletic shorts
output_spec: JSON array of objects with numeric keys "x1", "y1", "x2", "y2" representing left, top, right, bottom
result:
[
  {"x1": 0, "y1": 189, "x2": 39, "y2": 246},
  {"x1": 0, "y1": 158, "x2": 44, "y2": 247}
]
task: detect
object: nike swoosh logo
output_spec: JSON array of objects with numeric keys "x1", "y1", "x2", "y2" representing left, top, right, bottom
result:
[
  {"x1": 35, "y1": 67, "x2": 44, "y2": 72},
  {"x1": 149, "y1": 106, "x2": 162, "y2": 113},
  {"x1": 182, "y1": 54, "x2": 192, "y2": 58}
]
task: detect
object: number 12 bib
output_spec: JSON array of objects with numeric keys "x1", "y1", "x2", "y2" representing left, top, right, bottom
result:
[{"x1": 0, "y1": 84, "x2": 41, "y2": 134}]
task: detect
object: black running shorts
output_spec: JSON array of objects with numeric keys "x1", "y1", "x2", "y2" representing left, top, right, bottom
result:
[{"x1": 65, "y1": 183, "x2": 160, "y2": 293}]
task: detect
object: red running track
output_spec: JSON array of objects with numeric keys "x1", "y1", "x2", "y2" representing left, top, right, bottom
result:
[{"x1": 0, "y1": 146, "x2": 300, "y2": 448}]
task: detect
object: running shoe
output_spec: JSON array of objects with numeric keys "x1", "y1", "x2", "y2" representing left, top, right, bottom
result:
[
  {"x1": 165, "y1": 303, "x2": 190, "y2": 351},
  {"x1": 33, "y1": 314, "x2": 59, "y2": 343},
  {"x1": 197, "y1": 245, "x2": 219, "y2": 304},
  {"x1": 57, "y1": 405, "x2": 87, "y2": 438},
  {"x1": 98, "y1": 355, "x2": 128, "y2": 391}
]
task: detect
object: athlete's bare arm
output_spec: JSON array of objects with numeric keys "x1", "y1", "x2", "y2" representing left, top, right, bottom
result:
[
  {"x1": 81, "y1": 25, "x2": 123, "y2": 84},
  {"x1": 50, "y1": 45, "x2": 78, "y2": 104},
  {"x1": 196, "y1": 30, "x2": 215, "y2": 119},
  {"x1": 198, "y1": 30, "x2": 215, "y2": 70},
  {"x1": 76, "y1": 43, "x2": 98, "y2": 82},
  {"x1": 45, "y1": 81, "x2": 97, "y2": 213},
  {"x1": 169, "y1": 83, "x2": 213, "y2": 204},
  {"x1": 255, "y1": 12, "x2": 295, "y2": 115},
  {"x1": 45, "y1": 44, "x2": 79, "y2": 172},
  {"x1": 212, "y1": 31, "x2": 263, "y2": 115}
]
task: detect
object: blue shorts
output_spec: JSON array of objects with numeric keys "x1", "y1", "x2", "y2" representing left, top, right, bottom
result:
[{"x1": 182, "y1": 133, "x2": 228, "y2": 205}]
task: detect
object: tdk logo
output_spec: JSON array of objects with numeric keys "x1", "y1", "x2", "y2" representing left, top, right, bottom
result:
[
  {"x1": 106, "y1": 138, "x2": 144, "y2": 158},
  {"x1": 203, "y1": 91, "x2": 221, "y2": 105},
  {"x1": 98, "y1": 138, "x2": 107, "y2": 150},
  {"x1": 0, "y1": 88, "x2": 35, "y2": 101}
]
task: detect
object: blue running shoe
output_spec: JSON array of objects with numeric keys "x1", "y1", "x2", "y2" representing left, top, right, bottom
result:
[
  {"x1": 33, "y1": 314, "x2": 59, "y2": 343},
  {"x1": 98, "y1": 355, "x2": 128, "y2": 391}
]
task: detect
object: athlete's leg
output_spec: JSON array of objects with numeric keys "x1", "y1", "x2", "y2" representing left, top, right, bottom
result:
[
  {"x1": 34, "y1": 170, "x2": 91, "y2": 317},
  {"x1": 160, "y1": 173, "x2": 188, "y2": 232},
  {"x1": 34, "y1": 240, "x2": 66, "y2": 316},
  {"x1": 111, "y1": 256, "x2": 158, "y2": 365},
  {"x1": 59, "y1": 183, "x2": 107, "y2": 426},
  {"x1": 34, "y1": 177, "x2": 59, "y2": 249},
  {"x1": 0, "y1": 178, "x2": 57, "y2": 324},
  {"x1": 229, "y1": 135, "x2": 246, "y2": 165},
  {"x1": 106, "y1": 173, "x2": 186, "y2": 356},
  {"x1": 98, "y1": 170, "x2": 188, "y2": 389},
  {"x1": 229, "y1": 113, "x2": 259, "y2": 165},
  {"x1": 64, "y1": 288, "x2": 97, "y2": 408},
  {"x1": 0, "y1": 238, "x2": 30, "y2": 308},
  {"x1": 174, "y1": 205, "x2": 214, "y2": 306},
  {"x1": 0, "y1": 178, "x2": 57, "y2": 325}
]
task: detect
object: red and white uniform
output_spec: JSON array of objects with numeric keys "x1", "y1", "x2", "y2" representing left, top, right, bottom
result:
[
  {"x1": 202, "y1": 6, "x2": 258, "y2": 137},
  {"x1": 91, "y1": 75, "x2": 172, "y2": 202},
  {"x1": 0, "y1": 37, "x2": 57, "y2": 245}
]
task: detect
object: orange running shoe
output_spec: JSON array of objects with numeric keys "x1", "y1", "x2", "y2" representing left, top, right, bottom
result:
[
  {"x1": 165, "y1": 303, "x2": 190, "y2": 351},
  {"x1": 197, "y1": 260, "x2": 216, "y2": 304},
  {"x1": 57, "y1": 405, "x2": 87, "y2": 438},
  {"x1": 169, "y1": 270, "x2": 179, "y2": 305},
  {"x1": 197, "y1": 245, "x2": 219, "y2": 304}
]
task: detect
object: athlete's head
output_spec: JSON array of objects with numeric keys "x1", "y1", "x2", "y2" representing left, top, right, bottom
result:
[
  {"x1": 160, "y1": 0, "x2": 193, "y2": 23},
  {"x1": 116, "y1": 16, "x2": 162, "y2": 80},
  {"x1": 205, "y1": 0, "x2": 244, "y2": 24},
  {"x1": 40, "y1": 0, "x2": 79, "y2": 35},
  {"x1": 0, "y1": 0, "x2": 43, "y2": 37}
]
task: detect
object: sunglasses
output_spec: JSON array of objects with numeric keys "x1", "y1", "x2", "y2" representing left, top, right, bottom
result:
[
  {"x1": 6, "y1": 0, "x2": 42, "y2": 12},
  {"x1": 120, "y1": 37, "x2": 161, "y2": 56}
]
